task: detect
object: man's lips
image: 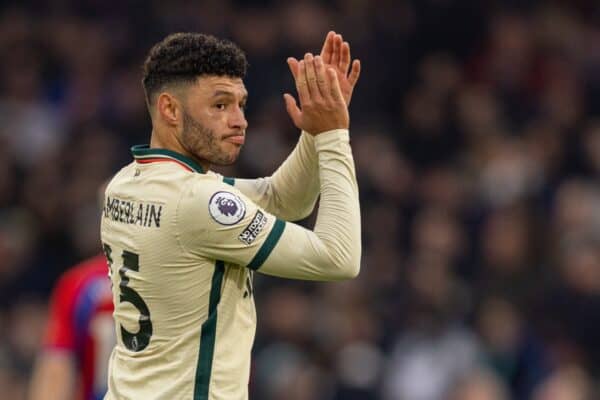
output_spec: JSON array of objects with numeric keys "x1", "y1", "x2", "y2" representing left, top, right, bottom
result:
[{"x1": 224, "y1": 135, "x2": 245, "y2": 145}]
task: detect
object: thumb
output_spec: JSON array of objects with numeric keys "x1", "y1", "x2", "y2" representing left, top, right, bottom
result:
[{"x1": 283, "y1": 93, "x2": 302, "y2": 127}]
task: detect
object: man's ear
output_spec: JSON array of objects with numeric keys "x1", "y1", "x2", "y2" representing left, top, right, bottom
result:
[{"x1": 157, "y1": 92, "x2": 180, "y2": 127}]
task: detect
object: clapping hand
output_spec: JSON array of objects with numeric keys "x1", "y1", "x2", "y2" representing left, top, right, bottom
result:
[
  {"x1": 287, "y1": 31, "x2": 361, "y2": 106},
  {"x1": 284, "y1": 54, "x2": 349, "y2": 135}
]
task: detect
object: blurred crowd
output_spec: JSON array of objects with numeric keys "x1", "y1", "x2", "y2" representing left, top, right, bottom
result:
[{"x1": 1, "y1": 0, "x2": 600, "y2": 399}]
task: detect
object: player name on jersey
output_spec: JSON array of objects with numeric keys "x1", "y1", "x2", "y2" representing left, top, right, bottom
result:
[{"x1": 103, "y1": 196, "x2": 163, "y2": 228}]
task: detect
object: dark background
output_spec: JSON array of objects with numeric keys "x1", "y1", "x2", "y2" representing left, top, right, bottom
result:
[{"x1": 1, "y1": 0, "x2": 600, "y2": 399}]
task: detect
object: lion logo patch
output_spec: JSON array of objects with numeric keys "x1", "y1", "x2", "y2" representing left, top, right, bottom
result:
[{"x1": 208, "y1": 191, "x2": 246, "y2": 225}]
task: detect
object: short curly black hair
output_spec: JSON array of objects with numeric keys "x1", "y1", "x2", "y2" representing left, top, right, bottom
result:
[{"x1": 142, "y1": 32, "x2": 248, "y2": 105}]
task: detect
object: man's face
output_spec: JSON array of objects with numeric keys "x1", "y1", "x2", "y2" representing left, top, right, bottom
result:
[{"x1": 179, "y1": 75, "x2": 248, "y2": 166}]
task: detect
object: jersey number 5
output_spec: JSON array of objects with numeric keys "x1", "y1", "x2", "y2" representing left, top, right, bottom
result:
[{"x1": 103, "y1": 243, "x2": 153, "y2": 352}]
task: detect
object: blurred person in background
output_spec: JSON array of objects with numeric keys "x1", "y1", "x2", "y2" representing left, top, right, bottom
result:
[
  {"x1": 475, "y1": 295, "x2": 550, "y2": 399},
  {"x1": 539, "y1": 234, "x2": 600, "y2": 375},
  {"x1": 28, "y1": 254, "x2": 114, "y2": 400},
  {"x1": 448, "y1": 369, "x2": 510, "y2": 400},
  {"x1": 28, "y1": 183, "x2": 114, "y2": 400},
  {"x1": 382, "y1": 251, "x2": 478, "y2": 400},
  {"x1": 0, "y1": 355, "x2": 27, "y2": 400},
  {"x1": 532, "y1": 364, "x2": 594, "y2": 400}
]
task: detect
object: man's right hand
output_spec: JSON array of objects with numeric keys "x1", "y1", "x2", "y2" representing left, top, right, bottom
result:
[{"x1": 284, "y1": 53, "x2": 349, "y2": 135}]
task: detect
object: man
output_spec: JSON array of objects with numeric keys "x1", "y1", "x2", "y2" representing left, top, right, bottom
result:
[
  {"x1": 101, "y1": 30, "x2": 361, "y2": 399},
  {"x1": 29, "y1": 255, "x2": 115, "y2": 400}
]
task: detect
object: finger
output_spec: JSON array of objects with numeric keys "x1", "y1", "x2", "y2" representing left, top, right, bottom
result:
[
  {"x1": 320, "y1": 31, "x2": 335, "y2": 64},
  {"x1": 331, "y1": 34, "x2": 342, "y2": 67},
  {"x1": 296, "y1": 60, "x2": 310, "y2": 105},
  {"x1": 340, "y1": 41, "x2": 351, "y2": 75},
  {"x1": 304, "y1": 53, "x2": 322, "y2": 101},
  {"x1": 328, "y1": 67, "x2": 344, "y2": 103},
  {"x1": 284, "y1": 93, "x2": 302, "y2": 127},
  {"x1": 348, "y1": 59, "x2": 361, "y2": 87},
  {"x1": 314, "y1": 55, "x2": 331, "y2": 100},
  {"x1": 287, "y1": 57, "x2": 299, "y2": 80}
]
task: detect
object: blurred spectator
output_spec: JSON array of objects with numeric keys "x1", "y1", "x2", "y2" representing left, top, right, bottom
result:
[
  {"x1": 0, "y1": 353, "x2": 27, "y2": 400},
  {"x1": 532, "y1": 365, "x2": 594, "y2": 400},
  {"x1": 476, "y1": 296, "x2": 550, "y2": 399},
  {"x1": 382, "y1": 322, "x2": 480, "y2": 400},
  {"x1": 448, "y1": 369, "x2": 510, "y2": 400},
  {"x1": 28, "y1": 255, "x2": 114, "y2": 400}
]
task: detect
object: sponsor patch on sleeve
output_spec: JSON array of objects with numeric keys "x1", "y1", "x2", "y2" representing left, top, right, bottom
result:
[
  {"x1": 238, "y1": 210, "x2": 268, "y2": 245},
  {"x1": 208, "y1": 191, "x2": 246, "y2": 225}
]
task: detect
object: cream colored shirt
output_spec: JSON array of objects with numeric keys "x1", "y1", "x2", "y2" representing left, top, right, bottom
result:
[{"x1": 101, "y1": 129, "x2": 360, "y2": 400}]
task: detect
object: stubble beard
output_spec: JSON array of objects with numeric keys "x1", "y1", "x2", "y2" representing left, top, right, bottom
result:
[{"x1": 181, "y1": 109, "x2": 240, "y2": 166}]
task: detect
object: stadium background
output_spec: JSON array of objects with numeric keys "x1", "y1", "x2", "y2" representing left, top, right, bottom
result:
[{"x1": 1, "y1": 0, "x2": 600, "y2": 399}]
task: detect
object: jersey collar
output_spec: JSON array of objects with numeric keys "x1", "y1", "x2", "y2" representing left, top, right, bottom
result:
[{"x1": 131, "y1": 144, "x2": 205, "y2": 174}]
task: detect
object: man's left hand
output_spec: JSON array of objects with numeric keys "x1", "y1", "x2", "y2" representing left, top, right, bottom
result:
[{"x1": 287, "y1": 31, "x2": 361, "y2": 106}]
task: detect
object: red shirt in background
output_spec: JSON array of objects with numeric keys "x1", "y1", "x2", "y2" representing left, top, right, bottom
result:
[{"x1": 44, "y1": 254, "x2": 115, "y2": 400}]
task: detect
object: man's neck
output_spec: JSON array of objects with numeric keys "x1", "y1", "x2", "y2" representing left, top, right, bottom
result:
[{"x1": 149, "y1": 129, "x2": 211, "y2": 172}]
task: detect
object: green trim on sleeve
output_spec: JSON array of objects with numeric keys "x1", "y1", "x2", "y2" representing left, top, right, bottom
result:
[
  {"x1": 247, "y1": 219, "x2": 286, "y2": 270},
  {"x1": 194, "y1": 260, "x2": 225, "y2": 400},
  {"x1": 223, "y1": 177, "x2": 235, "y2": 186}
]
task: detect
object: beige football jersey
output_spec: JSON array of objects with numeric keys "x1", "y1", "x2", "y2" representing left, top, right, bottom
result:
[{"x1": 101, "y1": 129, "x2": 360, "y2": 400}]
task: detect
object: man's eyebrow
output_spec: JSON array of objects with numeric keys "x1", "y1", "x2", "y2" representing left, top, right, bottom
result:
[{"x1": 212, "y1": 90, "x2": 248, "y2": 100}]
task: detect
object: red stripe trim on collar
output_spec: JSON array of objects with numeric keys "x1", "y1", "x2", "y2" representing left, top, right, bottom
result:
[{"x1": 136, "y1": 158, "x2": 193, "y2": 172}]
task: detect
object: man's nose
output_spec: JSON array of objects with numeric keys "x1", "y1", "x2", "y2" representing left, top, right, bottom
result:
[{"x1": 230, "y1": 107, "x2": 248, "y2": 130}]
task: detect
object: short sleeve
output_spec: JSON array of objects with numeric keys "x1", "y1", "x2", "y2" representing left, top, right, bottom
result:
[{"x1": 176, "y1": 180, "x2": 286, "y2": 270}]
